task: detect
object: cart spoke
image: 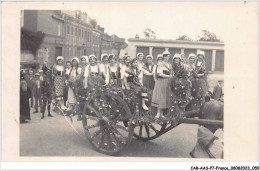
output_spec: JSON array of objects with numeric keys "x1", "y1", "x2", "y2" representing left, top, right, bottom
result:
[
  {"x1": 149, "y1": 124, "x2": 159, "y2": 133},
  {"x1": 144, "y1": 123, "x2": 150, "y2": 137},
  {"x1": 98, "y1": 132, "x2": 105, "y2": 150},
  {"x1": 86, "y1": 115, "x2": 99, "y2": 121},
  {"x1": 85, "y1": 123, "x2": 99, "y2": 129},
  {"x1": 139, "y1": 125, "x2": 143, "y2": 137},
  {"x1": 112, "y1": 128, "x2": 128, "y2": 144},
  {"x1": 114, "y1": 125, "x2": 129, "y2": 132}
]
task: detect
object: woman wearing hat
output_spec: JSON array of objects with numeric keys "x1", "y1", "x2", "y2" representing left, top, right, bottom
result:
[
  {"x1": 84, "y1": 55, "x2": 104, "y2": 89},
  {"x1": 171, "y1": 53, "x2": 191, "y2": 109},
  {"x1": 142, "y1": 55, "x2": 156, "y2": 91},
  {"x1": 80, "y1": 56, "x2": 89, "y2": 88},
  {"x1": 123, "y1": 58, "x2": 149, "y2": 110},
  {"x1": 64, "y1": 61, "x2": 72, "y2": 106},
  {"x1": 193, "y1": 50, "x2": 208, "y2": 106},
  {"x1": 108, "y1": 54, "x2": 120, "y2": 85},
  {"x1": 136, "y1": 52, "x2": 145, "y2": 85},
  {"x1": 52, "y1": 56, "x2": 66, "y2": 109},
  {"x1": 67, "y1": 57, "x2": 82, "y2": 112},
  {"x1": 100, "y1": 54, "x2": 110, "y2": 85},
  {"x1": 152, "y1": 51, "x2": 173, "y2": 119}
]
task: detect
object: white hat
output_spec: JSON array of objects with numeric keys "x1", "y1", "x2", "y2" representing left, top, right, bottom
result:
[
  {"x1": 101, "y1": 53, "x2": 109, "y2": 61},
  {"x1": 188, "y1": 53, "x2": 196, "y2": 59},
  {"x1": 108, "y1": 54, "x2": 115, "y2": 58},
  {"x1": 162, "y1": 51, "x2": 170, "y2": 56},
  {"x1": 156, "y1": 54, "x2": 163, "y2": 60},
  {"x1": 35, "y1": 73, "x2": 40, "y2": 76},
  {"x1": 29, "y1": 70, "x2": 33, "y2": 74},
  {"x1": 146, "y1": 55, "x2": 153, "y2": 60},
  {"x1": 81, "y1": 56, "x2": 89, "y2": 63},
  {"x1": 71, "y1": 57, "x2": 80, "y2": 63},
  {"x1": 197, "y1": 50, "x2": 205, "y2": 57},
  {"x1": 56, "y1": 56, "x2": 64, "y2": 62},
  {"x1": 173, "y1": 53, "x2": 181, "y2": 60},
  {"x1": 137, "y1": 52, "x2": 144, "y2": 57},
  {"x1": 38, "y1": 69, "x2": 43, "y2": 73},
  {"x1": 89, "y1": 54, "x2": 97, "y2": 60}
]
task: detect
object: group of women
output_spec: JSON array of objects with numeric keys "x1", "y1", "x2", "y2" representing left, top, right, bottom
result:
[{"x1": 51, "y1": 50, "x2": 207, "y2": 120}]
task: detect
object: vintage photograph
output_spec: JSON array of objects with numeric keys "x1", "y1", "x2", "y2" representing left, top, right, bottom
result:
[{"x1": 19, "y1": 8, "x2": 225, "y2": 158}]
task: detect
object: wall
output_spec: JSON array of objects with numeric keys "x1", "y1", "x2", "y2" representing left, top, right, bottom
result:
[{"x1": 23, "y1": 10, "x2": 38, "y2": 31}]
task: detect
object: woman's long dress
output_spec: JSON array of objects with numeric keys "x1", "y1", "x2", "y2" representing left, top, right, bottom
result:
[
  {"x1": 52, "y1": 65, "x2": 65, "y2": 100},
  {"x1": 151, "y1": 62, "x2": 172, "y2": 109},
  {"x1": 20, "y1": 81, "x2": 31, "y2": 121},
  {"x1": 67, "y1": 67, "x2": 82, "y2": 105},
  {"x1": 142, "y1": 64, "x2": 156, "y2": 91}
]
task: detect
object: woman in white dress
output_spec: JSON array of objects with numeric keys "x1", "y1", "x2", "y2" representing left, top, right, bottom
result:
[
  {"x1": 99, "y1": 54, "x2": 110, "y2": 85},
  {"x1": 108, "y1": 54, "x2": 119, "y2": 85},
  {"x1": 67, "y1": 57, "x2": 82, "y2": 112}
]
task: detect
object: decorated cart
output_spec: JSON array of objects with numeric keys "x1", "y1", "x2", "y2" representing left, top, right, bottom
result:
[{"x1": 54, "y1": 81, "x2": 223, "y2": 156}]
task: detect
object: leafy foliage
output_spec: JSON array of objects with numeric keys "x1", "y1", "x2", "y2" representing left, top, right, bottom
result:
[
  {"x1": 143, "y1": 27, "x2": 156, "y2": 39},
  {"x1": 198, "y1": 30, "x2": 220, "y2": 42},
  {"x1": 176, "y1": 35, "x2": 192, "y2": 41},
  {"x1": 21, "y1": 28, "x2": 45, "y2": 55}
]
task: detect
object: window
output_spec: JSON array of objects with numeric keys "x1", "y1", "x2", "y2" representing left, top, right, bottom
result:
[
  {"x1": 66, "y1": 48, "x2": 69, "y2": 56},
  {"x1": 69, "y1": 48, "x2": 72, "y2": 56},
  {"x1": 75, "y1": 28, "x2": 77, "y2": 36},
  {"x1": 71, "y1": 26, "x2": 73, "y2": 35},
  {"x1": 67, "y1": 25, "x2": 70, "y2": 34},
  {"x1": 58, "y1": 22, "x2": 61, "y2": 36},
  {"x1": 79, "y1": 29, "x2": 81, "y2": 37}
]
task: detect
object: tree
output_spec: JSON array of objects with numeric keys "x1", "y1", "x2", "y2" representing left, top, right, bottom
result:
[
  {"x1": 176, "y1": 35, "x2": 192, "y2": 41},
  {"x1": 90, "y1": 19, "x2": 97, "y2": 28},
  {"x1": 198, "y1": 30, "x2": 220, "y2": 42},
  {"x1": 21, "y1": 28, "x2": 45, "y2": 55},
  {"x1": 143, "y1": 27, "x2": 156, "y2": 39}
]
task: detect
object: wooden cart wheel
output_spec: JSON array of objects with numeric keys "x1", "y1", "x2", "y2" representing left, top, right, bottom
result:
[
  {"x1": 82, "y1": 92, "x2": 134, "y2": 155},
  {"x1": 133, "y1": 121, "x2": 167, "y2": 141}
]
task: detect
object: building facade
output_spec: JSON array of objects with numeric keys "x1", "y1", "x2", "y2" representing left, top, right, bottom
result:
[
  {"x1": 21, "y1": 10, "x2": 126, "y2": 68},
  {"x1": 127, "y1": 38, "x2": 224, "y2": 72}
]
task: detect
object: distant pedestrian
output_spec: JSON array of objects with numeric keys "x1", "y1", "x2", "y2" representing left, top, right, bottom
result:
[
  {"x1": 20, "y1": 77, "x2": 31, "y2": 123},
  {"x1": 41, "y1": 72, "x2": 53, "y2": 119},
  {"x1": 32, "y1": 73, "x2": 42, "y2": 113},
  {"x1": 212, "y1": 80, "x2": 223, "y2": 100},
  {"x1": 109, "y1": 54, "x2": 119, "y2": 85},
  {"x1": 25, "y1": 70, "x2": 35, "y2": 108}
]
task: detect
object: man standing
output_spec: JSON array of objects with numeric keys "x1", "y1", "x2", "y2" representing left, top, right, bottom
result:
[
  {"x1": 25, "y1": 70, "x2": 35, "y2": 108},
  {"x1": 32, "y1": 73, "x2": 42, "y2": 113},
  {"x1": 41, "y1": 72, "x2": 53, "y2": 119},
  {"x1": 212, "y1": 80, "x2": 223, "y2": 100}
]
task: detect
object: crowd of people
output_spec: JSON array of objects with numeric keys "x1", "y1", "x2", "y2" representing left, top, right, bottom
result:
[{"x1": 20, "y1": 50, "x2": 223, "y2": 123}]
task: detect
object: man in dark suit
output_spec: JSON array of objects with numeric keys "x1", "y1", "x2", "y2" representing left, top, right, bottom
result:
[
  {"x1": 212, "y1": 80, "x2": 223, "y2": 100},
  {"x1": 32, "y1": 73, "x2": 42, "y2": 113}
]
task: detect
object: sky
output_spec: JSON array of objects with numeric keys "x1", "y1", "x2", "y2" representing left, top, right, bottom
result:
[{"x1": 79, "y1": 1, "x2": 257, "y2": 42}]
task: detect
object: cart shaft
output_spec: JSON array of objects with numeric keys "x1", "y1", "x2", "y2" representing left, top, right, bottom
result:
[{"x1": 179, "y1": 118, "x2": 223, "y2": 126}]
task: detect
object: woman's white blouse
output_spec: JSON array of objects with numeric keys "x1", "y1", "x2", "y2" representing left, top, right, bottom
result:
[{"x1": 84, "y1": 65, "x2": 99, "y2": 78}]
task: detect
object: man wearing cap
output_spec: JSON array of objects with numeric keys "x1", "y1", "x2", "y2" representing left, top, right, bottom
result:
[
  {"x1": 32, "y1": 72, "x2": 43, "y2": 113},
  {"x1": 42, "y1": 61, "x2": 49, "y2": 75},
  {"x1": 212, "y1": 80, "x2": 223, "y2": 100}
]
